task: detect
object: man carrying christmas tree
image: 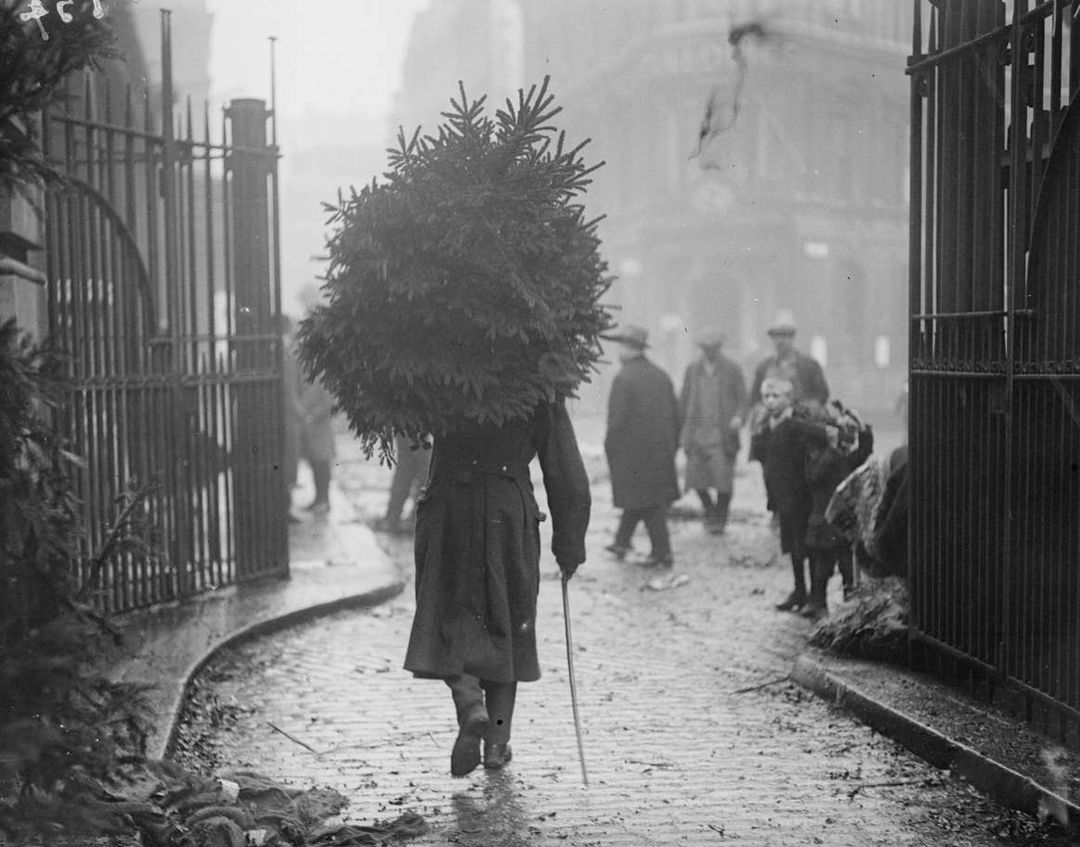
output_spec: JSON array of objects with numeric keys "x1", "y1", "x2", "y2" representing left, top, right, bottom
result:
[{"x1": 298, "y1": 79, "x2": 609, "y2": 777}]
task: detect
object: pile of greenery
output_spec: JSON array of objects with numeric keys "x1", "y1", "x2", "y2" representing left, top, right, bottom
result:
[
  {"x1": 809, "y1": 576, "x2": 909, "y2": 662},
  {"x1": 298, "y1": 77, "x2": 614, "y2": 461}
]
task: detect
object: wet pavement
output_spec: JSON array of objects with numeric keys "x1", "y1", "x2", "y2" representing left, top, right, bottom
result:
[{"x1": 172, "y1": 418, "x2": 1064, "y2": 846}]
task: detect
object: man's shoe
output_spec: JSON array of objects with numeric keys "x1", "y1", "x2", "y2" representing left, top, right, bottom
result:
[
  {"x1": 775, "y1": 590, "x2": 807, "y2": 611},
  {"x1": 642, "y1": 553, "x2": 674, "y2": 569},
  {"x1": 483, "y1": 742, "x2": 512, "y2": 769},
  {"x1": 799, "y1": 600, "x2": 827, "y2": 621},
  {"x1": 450, "y1": 705, "x2": 489, "y2": 777},
  {"x1": 604, "y1": 543, "x2": 630, "y2": 561}
]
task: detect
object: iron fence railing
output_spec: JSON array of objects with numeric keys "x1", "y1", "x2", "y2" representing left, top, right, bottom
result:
[
  {"x1": 908, "y1": 0, "x2": 1080, "y2": 745},
  {"x1": 41, "y1": 12, "x2": 288, "y2": 613}
]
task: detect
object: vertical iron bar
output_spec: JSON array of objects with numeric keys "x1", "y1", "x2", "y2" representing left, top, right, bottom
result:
[
  {"x1": 268, "y1": 36, "x2": 288, "y2": 572},
  {"x1": 907, "y1": 0, "x2": 923, "y2": 652},
  {"x1": 926, "y1": 8, "x2": 938, "y2": 350},
  {"x1": 1031, "y1": 17, "x2": 1050, "y2": 364},
  {"x1": 1003, "y1": 0, "x2": 1029, "y2": 687},
  {"x1": 186, "y1": 96, "x2": 198, "y2": 361},
  {"x1": 221, "y1": 107, "x2": 234, "y2": 340},
  {"x1": 204, "y1": 102, "x2": 216, "y2": 342}
]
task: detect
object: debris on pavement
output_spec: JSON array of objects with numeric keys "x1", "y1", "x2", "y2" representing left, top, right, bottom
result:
[
  {"x1": 26, "y1": 759, "x2": 428, "y2": 847},
  {"x1": 642, "y1": 573, "x2": 690, "y2": 591}
]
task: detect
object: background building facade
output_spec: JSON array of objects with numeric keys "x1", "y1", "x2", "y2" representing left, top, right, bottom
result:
[{"x1": 521, "y1": 0, "x2": 911, "y2": 413}]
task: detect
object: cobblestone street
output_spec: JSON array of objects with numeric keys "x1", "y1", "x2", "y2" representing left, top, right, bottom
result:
[{"x1": 174, "y1": 422, "x2": 1036, "y2": 846}]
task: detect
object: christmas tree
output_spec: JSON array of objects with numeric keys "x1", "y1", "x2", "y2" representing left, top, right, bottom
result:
[{"x1": 298, "y1": 77, "x2": 614, "y2": 461}]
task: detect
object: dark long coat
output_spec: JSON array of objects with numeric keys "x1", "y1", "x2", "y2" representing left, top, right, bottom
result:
[
  {"x1": 404, "y1": 401, "x2": 590, "y2": 684},
  {"x1": 604, "y1": 355, "x2": 681, "y2": 510},
  {"x1": 750, "y1": 417, "x2": 811, "y2": 555}
]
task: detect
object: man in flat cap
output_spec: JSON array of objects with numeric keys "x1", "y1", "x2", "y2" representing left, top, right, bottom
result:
[
  {"x1": 603, "y1": 325, "x2": 681, "y2": 566},
  {"x1": 749, "y1": 311, "x2": 829, "y2": 515},
  {"x1": 679, "y1": 329, "x2": 748, "y2": 535},
  {"x1": 750, "y1": 310, "x2": 829, "y2": 410}
]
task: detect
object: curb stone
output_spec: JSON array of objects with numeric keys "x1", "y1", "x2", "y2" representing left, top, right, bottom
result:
[
  {"x1": 792, "y1": 654, "x2": 1080, "y2": 834},
  {"x1": 159, "y1": 579, "x2": 405, "y2": 760}
]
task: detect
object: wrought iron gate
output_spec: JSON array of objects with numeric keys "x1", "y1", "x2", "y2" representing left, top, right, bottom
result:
[
  {"x1": 908, "y1": 0, "x2": 1080, "y2": 743},
  {"x1": 42, "y1": 14, "x2": 288, "y2": 613}
]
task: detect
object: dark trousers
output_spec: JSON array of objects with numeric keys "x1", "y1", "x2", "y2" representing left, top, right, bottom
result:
[
  {"x1": 696, "y1": 489, "x2": 731, "y2": 525},
  {"x1": 809, "y1": 548, "x2": 855, "y2": 605},
  {"x1": 310, "y1": 459, "x2": 331, "y2": 504},
  {"x1": 445, "y1": 673, "x2": 517, "y2": 745},
  {"x1": 614, "y1": 506, "x2": 671, "y2": 558}
]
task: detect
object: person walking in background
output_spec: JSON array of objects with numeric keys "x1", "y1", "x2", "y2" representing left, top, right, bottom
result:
[
  {"x1": 749, "y1": 311, "x2": 829, "y2": 410},
  {"x1": 298, "y1": 374, "x2": 336, "y2": 514},
  {"x1": 603, "y1": 325, "x2": 681, "y2": 567},
  {"x1": 279, "y1": 315, "x2": 303, "y2": 522},
  {"x1": 679, "y1": 328, "x2": 748, "y2": 535},
  {"x1": 372, "y1": 434, "x2": 433, "y2": 535}
]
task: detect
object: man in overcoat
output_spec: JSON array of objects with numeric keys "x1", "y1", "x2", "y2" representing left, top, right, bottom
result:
[
  {"x1": 297, "y1": 375, "x2": 336, "y2": 514},
  {"x1": 603, "y1": 325, "x2": 681, "y2": 566},
  {"x1": 679, "y1": 328, "x2": 748, "y2": 535},
  {"x1": 404, "y1": 400, "x2": 590, "y2": 777}
]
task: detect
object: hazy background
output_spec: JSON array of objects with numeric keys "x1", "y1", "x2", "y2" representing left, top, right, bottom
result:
[{"x1": 125, "y1": 0, "x2": 913, "y2": 417}]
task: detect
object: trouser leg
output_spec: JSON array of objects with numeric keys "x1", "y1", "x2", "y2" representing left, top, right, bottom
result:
[
  {"x1": 614, "y1": 510, "x2": 642, "y2": 549},
  {"x1": 715, "y1": 492, "x2": 731, "y2": 528},
  {"x1": 776, "y1": 552, "x2": 808, "y2": 610},
  {"x1": 838, "y1": 547, "x2": 855, "y2": 596},
  {"x1": 384, "y1": 462, "x2": 413, "y2": 524},
  {"x1": 445, "y1": 674, "x2": 488, "y2": 776},
  {"x1": 642, "y1": 505, "x2": 672, "y2": 560},
  {"x1": 311, "y1": 460, "x2": 331, "y2": 504},
  {"x1": 696, "y1": 488, "x2": 715, "y2": 515},
  {"x1": 792, "y1": 554, "x2": 808, "y2": 595},
  {"x1": 481, "y1": 681, "x2": 517, "y2": 745},
  {"x1": 802, "y1": 553, "x2": 834, "y2": 619},
  {"x1": 446, "y1": 674, "x2": 486, "y2": 723}
]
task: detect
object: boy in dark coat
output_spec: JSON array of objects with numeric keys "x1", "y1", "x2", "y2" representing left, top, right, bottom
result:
[
  {"x1": 603, "y1": 325, "x2": 681, "y2": 567},
  {"x1": 750, "y1": 377, "x2": 812, "y2": 611},
  {"x1": 404, "y1": 400, "x2": 590, "y2": 777}
]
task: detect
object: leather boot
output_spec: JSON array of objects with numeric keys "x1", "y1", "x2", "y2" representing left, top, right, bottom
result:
[
  {"x1": 446, "y1": 675, "x2": 488, "y2": 777},
  {"x1": 482, "y1": 680, "x2": 516, "y2": 769},
  {"x1": 776, "y1": 555, "x2": 808, "y2": 611}
]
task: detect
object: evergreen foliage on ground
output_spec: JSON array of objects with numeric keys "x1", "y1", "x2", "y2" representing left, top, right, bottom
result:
[
  {"x1": 809, "y1": 576, "x2": 909, "y2": 662},
  {"x1": 298, "y1": 77, "x2": 614, "y2": 461}
]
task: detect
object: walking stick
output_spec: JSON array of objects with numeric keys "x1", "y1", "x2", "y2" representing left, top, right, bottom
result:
[{"x1": 561, "y1": 573, "x2": 589, "y2": 787}]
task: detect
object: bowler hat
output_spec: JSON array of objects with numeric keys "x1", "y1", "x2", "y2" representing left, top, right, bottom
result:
[
  {"x1": 693, "y1": 328, "x2": 726, "y2": 348},
  {"x1": 767, "y1": 309, "x2": 797, "y2": 337},
  {"x1": 603, "y1": 324, "x2": 650, "y2": 349}
]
